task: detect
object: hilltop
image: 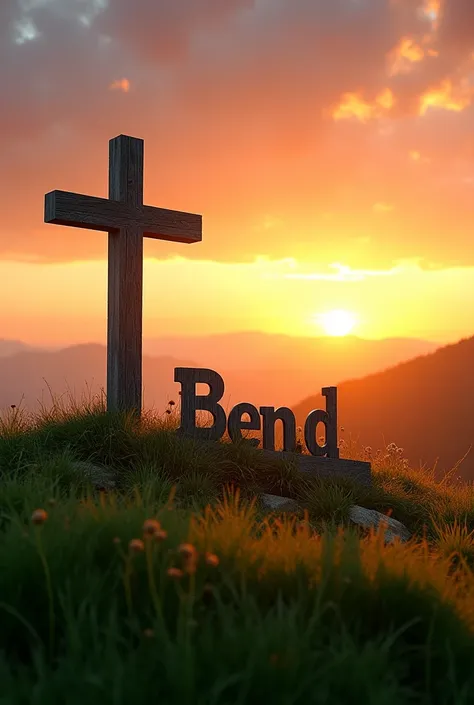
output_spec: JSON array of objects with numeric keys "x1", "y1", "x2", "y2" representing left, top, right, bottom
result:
[{"x1": 293, "y1": 335, "x2": 474, "y2": 482}]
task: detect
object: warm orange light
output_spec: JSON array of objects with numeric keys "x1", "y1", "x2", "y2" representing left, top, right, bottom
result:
[
  {"x1": 423, "y1": 0, "x2": 440, "y2": 24},
  {"x1": 376, "y1": 87, "x2": 395, "y2": 110},
  {"x1": 109, "y1": 78, "x2": 131, "y2": 93},
  {"x1": 419, "y1": 79, "x2": 473, "y2": 115},
  {"x1": 388, "y1": 37, "x2": 425, "y2": 76},
  {"x1": 333, "y1": 89, "x2": 394, "y2": 122},
  {"x1": 315, "y1": 309, "x2": 358, "y2": 337}
]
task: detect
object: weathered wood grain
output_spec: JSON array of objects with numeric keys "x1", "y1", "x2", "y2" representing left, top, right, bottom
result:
[
  {"x1": 44, "y1": 191, "x2": 202, "y2": 243},
  {"x1": 260, "y1": 406, "x2": 297, "y2": 452},
  {"x1": 228, "y1": 403, "x2": 261, "y2": 445},
  {"x1": 107, "y1": 135, "x2": 144, "y2": 413}
]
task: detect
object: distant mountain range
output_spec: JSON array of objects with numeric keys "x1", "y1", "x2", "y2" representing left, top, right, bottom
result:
[
  {"x1": 0, "y1": 339, "x2": 38, "y2": 358},
  {"x1": 292, "y1": 336, "x2": 474, "y2": 482},
  {"x1": 0, "y1": 333, "x2": 439, "y2": 413}
]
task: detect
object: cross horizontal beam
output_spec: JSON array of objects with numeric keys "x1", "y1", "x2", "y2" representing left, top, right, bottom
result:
[{"x1": 45, "y1": 189, "x2": 202, "y2": 244}]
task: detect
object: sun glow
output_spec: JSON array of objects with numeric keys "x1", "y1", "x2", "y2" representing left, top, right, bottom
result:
[{"x1": 315, "y1": 309, "x2": 358, "y2": 337}]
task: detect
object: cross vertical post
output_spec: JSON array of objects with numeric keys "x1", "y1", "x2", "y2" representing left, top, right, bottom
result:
[
  {"x1": 44, "y1": 134, "x2": 202, "y2": 418},
  {"x1": 107, "y1": 135, "x2": 144, "y2": 414}
]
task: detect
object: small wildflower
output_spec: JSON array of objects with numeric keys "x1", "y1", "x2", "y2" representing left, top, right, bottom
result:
[
  {"x1": 169, "y1": 400, "x2": 176, "y2": 407},
  {"x1": 179, "y1": 543, "x2": 198, "y2": 575},
  {"x1": 178, "y1": 543, "x2": 197, "y2": 559},
  {"x1": 31, "y1": 509, "x2": 48, "y2": 525},
  {"x1": 205, "y1": 552, "x2": 219, "y2": 567},
  {"x1": 129, "y1": 538, "x2": 145, "y2": 553},
  {"x1": 143, "y1": 628, "x2": 155, "y2": 638},
  {"x1": 154, "y1": 529, "x2": 168, "y2": 542},
  {"x1": 143, "y1": 519, "x2": 161, "y2": 536},
  {"x1": 10, "y1": 404, "x2": 16, "y2": 410},
  {"x1": 167, "y1": 567, "x2": 184, "y2": 579},
  {"x1": 165, "y1": 409, "x2": 172, "y2": 415}
]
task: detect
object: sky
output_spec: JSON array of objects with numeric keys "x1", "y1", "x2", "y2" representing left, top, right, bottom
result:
[{"x1": 1, "y1": 0, "x2": 474, "y2": 346}]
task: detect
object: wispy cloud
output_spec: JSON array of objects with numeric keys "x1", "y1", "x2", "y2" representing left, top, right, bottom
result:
[
  {"x1": 333, "y1": 88, "x2": 394, "y2": 123},
  {"x1": 419, "y1": 79, "x2": 474, "y2": 115},
  {"x1": 283, "y1": 263, "x2": 401, "y2": 282}
]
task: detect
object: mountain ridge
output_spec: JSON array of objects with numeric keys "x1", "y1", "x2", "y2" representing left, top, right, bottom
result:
[{"x1": 292, "y1": 335, "x2": 474, "y2": 482}]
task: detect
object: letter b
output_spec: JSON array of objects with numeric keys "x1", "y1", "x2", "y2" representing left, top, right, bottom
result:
[{"x1": 174, "y1": 368, "x2": 227, "y2": 441}]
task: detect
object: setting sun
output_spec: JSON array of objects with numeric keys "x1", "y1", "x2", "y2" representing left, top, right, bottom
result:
[{"x1": 315, "y1": 309, "x2": 358, "y2": 337}]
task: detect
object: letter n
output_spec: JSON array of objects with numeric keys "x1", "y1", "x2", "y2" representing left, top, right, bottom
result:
[{"x1": 260, "y1": 406, "x2": 296, "y2": 452}]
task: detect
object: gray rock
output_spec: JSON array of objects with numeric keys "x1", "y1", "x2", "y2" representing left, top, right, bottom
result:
[
  {"x1": 260, "y1": 493, "x2": 300, "y2": 513},
  {"x1": 349, "y1": 505, "x2": 411, "y2": 544}
]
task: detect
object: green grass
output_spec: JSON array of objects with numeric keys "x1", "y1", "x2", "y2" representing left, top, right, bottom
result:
[{"x1": 0, "y1": 399, "x2": 474, "y2": 704}]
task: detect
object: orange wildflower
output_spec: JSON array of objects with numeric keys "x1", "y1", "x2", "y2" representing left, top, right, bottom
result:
[
  {"x1": 129, "y1": 538, "x2": 145, "y2": 553},
  {"x1": 31, "y1": 509, "x2": 48, "y2": 525},
  {"x1": 143, "y1": 519, "x2": 161, "y2": 536}
]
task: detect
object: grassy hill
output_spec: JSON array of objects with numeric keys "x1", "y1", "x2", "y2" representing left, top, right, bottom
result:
[
  {"x1": 293, "y1": 335, "x2": 474, "y2": 483},
  {"x1": 0, "y1": 399, "x2": 474, "y2": 703}
]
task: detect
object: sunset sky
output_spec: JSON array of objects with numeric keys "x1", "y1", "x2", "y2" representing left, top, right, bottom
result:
[{"x1": 1, "y1": 0, "x2": 474, "y2": 346}]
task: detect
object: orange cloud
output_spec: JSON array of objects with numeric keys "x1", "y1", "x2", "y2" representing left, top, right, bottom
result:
[
  {"x1": 109, "y1": 78, "x2": 131, "y2": 93},
  {"x1": 388, "y1": 37, "x2": 425, "y2": 76},
  {"x1": 333, "y1": 88, "x2": 394, "y2": 122},
  {"x1": 419, "y1": 78, "x2": 474, "y2": 115},
  {"x1": 423, "y1": 0, "x2": 441, "y2": 25}
]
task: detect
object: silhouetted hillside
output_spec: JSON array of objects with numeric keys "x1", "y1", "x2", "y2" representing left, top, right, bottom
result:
[{"x1": 292, "y1": 336, "x2": 474, "y2": 482}]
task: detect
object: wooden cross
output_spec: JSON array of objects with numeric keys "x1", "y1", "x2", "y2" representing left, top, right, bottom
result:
[{"x1": 44, "y1": 134, "x2": 202, "y2": 415}]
